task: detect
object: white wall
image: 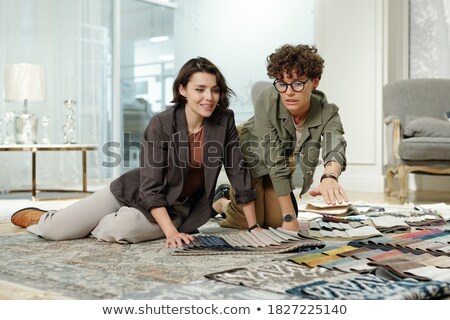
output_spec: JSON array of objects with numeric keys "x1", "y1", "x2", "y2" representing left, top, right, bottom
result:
[
  {"x1": 314, "y1": 0, "x2": 385, "y2": 192},
  {"x1": 174, "y1": 0, "x2": 315, "y2": 124},
  {"x1": 174, "y1": 0, "x2": 388, "y2": 192},
  {"x1": 173, "y1": 0, "x2": 447, "y2": 194}
]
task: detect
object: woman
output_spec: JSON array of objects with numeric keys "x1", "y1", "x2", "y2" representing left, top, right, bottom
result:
[
  {"x1": 10, "y1": 57, "x2": 257, "y2": 248},
  {"x1": 214, "y1": 44, "x2": 348, "y2": 232}
]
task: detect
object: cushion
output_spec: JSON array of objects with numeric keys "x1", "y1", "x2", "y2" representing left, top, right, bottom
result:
[
  {"x1": 404, "y1": 116, "x2": 450, "y2": 138},
  {"x1": 399, "y1": 137, "x2": 450, "y2": 161}
]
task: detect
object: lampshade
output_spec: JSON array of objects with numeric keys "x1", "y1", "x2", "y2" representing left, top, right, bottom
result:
[{"x1": 4, "y1": 63, "x2": 47, "y2": 103}]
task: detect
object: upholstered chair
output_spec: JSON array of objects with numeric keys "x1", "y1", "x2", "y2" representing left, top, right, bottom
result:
[
  {"x1": 251, "y1": 81, "x2": 272, "y2": 106},
  {"x1": 383, "y1": 79, "x2": 450, "y2": 203}
]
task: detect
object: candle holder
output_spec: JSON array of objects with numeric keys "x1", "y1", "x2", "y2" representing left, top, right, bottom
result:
[
  {"x1": 41, "y1": 116, "x2": 50, "y2": 144},
  {"x1": 15, "y1": 111, "x2": 38, "y2": 144},
  {"x1": 4, "y1": 112, "x2": 16, "y2": 144},
  {"x1": 62, "y1": 100, "x2": 76, "y2": 144}
]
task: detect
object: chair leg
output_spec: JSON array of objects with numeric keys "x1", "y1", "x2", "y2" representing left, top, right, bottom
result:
[
  {"x1": 385, "y1": 168, "x2": 396, "y2": 195},
  {"x1": 398, "y1": 165, "x2": 409, "y2": 203}
]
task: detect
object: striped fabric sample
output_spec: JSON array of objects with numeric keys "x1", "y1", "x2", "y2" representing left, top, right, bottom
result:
[
  {"x1": 171, "y1": 228, "x2": 325, "y2": 255},
  {"x1": 305, "y1": 221, "x2": 382, "y2": 240},
  {"x1": 349, "y1": 230, "x2": 450, "y2": 256},
  {"x1": 288, "y1": 243, "x2": 450, "y2": 281}
]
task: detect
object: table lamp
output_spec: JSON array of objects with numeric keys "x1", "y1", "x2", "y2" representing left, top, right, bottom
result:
[{"x1": 4, "y1": 63, "x2": 47, "y2": 144}]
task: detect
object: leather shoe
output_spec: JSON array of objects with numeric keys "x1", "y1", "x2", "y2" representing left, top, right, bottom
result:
[
  {"x1": 211, "y1": 184, "x2": 230, "y2": 218},
  {"x1": 10, "y1": 207, "x2": 47, "y2": 228}
]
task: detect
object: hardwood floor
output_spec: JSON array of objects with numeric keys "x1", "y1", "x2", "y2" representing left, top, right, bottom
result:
[
  {"x1": 343, "y1": 189, "x2": 450, "y2": 205},
  {"x1": 299, "y1": 189, "x2": 450, "y2": 206}
]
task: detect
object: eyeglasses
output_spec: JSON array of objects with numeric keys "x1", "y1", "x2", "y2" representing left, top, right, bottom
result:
[{"x1": 273, "y1": 79, "x2": 310, "y2": 93}]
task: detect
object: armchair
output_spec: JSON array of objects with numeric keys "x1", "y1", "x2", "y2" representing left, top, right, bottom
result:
[
  {"x1": 251, "y1": 81, "x2": 272, "y2": 105},
  {"x1": 383, "y1": 79, "x2": 450, "y2": 203}
]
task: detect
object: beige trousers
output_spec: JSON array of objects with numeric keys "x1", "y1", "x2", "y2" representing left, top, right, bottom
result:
[
  {"x1": 220, "y1": 175, "x2": 285, "y2": 229},
  {"x1": 27, "y1": 185, "x2": 185, "y2": 244}
]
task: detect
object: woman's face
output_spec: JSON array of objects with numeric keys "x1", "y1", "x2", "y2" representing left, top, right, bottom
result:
[
  {"x1": 179, "y1": 72, "x2": 220, "y2": 119},
  {"x1": 277, "y1": 71, "x2": 319, "y2": 115}
]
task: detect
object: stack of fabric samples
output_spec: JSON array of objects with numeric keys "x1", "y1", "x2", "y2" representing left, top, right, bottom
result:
[{"x1": 171, "y1": 228, "x2": 325, "y2": 255}]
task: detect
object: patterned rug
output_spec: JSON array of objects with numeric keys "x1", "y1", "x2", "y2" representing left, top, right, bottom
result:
[{"x1": 0, "y1": 221, "x2": 300, "y2": 299}]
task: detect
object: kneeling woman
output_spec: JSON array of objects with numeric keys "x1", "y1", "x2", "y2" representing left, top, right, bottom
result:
[{"x1": 11, "y1": 57, "x2": 257, "y2": 248}]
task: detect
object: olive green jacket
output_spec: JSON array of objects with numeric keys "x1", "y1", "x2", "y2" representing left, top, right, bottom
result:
[{"x1": 240, "y1": 86, "x2": 347, "y2": 196}]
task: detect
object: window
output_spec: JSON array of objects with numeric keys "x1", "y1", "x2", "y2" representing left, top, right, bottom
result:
[{"x1": 120, "y1": 0, "x2": 175, "y2": 170}]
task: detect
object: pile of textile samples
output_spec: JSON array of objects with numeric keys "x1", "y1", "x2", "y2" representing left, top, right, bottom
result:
[{"x1": 173, "y1": 201, "x2": 450, "y2": 299}]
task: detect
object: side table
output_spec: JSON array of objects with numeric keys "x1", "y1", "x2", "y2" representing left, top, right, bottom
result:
[{"x1": 0, "y1": 144, "x2": 97, "y2": 201}]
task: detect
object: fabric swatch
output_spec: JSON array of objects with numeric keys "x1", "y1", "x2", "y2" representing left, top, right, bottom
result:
[
  {"x1": 404, "y1": 266, "x2": 450, "y2": 282},
  {"x1": 318, "y1": 257, "x2": 356, "y2": 270},
  {"x1": 370, "y1": 216, "x2": 411, "y2": 233},
  {"x1": 205, "y1": 261, "x2": 351, "y2": 294},
  {"x1": 368, "y1": 250, "x2": 404, "y2": 262},
  {"x1": 367, "y1": 260, "x2": 428, "y2": 281},
  {"x1": 422, "y1": 255, "x2": 450, "y2": 268},
  {"x1": 337, "y1": 247, "x2": 371, "y2": 258},
  {"x1": 286, "y1": 274, "x2": 450, "y2": 300},
  {"x1": 332, "y1": 258, "x2": 374, "y2": 273}
]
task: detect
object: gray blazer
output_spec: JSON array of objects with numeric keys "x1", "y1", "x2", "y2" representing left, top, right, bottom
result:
[
  {"x1": 241, "y1": 87, "x2": 347, "y2": 197},
  {"x1": 110, "y1": 104, "x2": 256, "y2": 233}
]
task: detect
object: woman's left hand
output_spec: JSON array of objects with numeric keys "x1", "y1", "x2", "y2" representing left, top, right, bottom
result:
[
  {"x1": 165, "y1": 232, "x2": 194, "y2": 249},
  {"x1": 308, "y1": 179, "x2": 348, "y2": 205}
]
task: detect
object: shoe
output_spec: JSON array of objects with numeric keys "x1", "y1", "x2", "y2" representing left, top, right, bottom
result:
[
  {"x1": 211, "y1": 184, "x2": 230, "y2": 218},
  {"x1": 10, "y1": 207, "x2": 47, "y2": 228}
]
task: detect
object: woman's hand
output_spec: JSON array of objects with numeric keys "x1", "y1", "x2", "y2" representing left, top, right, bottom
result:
[
  {"x1": 249, "y1": 225, "x2": 264, "y2": 233},
  {"x1": 165, "y1": 232, "x2": 194, "y2": 249},
  {"x1": 308, "y1": 179, "x2": 348, "y2": 205}
]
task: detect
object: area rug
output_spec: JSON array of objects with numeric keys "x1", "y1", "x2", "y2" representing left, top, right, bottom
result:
[
  {"x1": 0, "y1": 221, "x2": 300, "y2": 300},
  {"x1": 120, "y1": 278, "x2": 295, "y2": 300}
]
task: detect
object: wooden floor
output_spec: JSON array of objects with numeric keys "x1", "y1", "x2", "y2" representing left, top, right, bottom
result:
[
  {"x1": 339, "y1": 189, "x2": 450, "y2": 205},
  {"x1": 299, "y1": 189, "x2": 450, "y2": 206}
]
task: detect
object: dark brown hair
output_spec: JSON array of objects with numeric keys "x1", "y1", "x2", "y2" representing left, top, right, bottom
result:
[
  {"x1": 266, "y1": 44, "x2": 324, "y2": 80},
  {"x1": 171, "y1": 57, "x2": 235, "y2": 112}
]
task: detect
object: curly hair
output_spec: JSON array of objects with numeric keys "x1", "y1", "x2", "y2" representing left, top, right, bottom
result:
[
  {"x1": 266, "y1": 44, "x2": 324, "y2": 80},
  {"x1": 171, "y1": 57, "x2": 235, "y2": 112}
]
